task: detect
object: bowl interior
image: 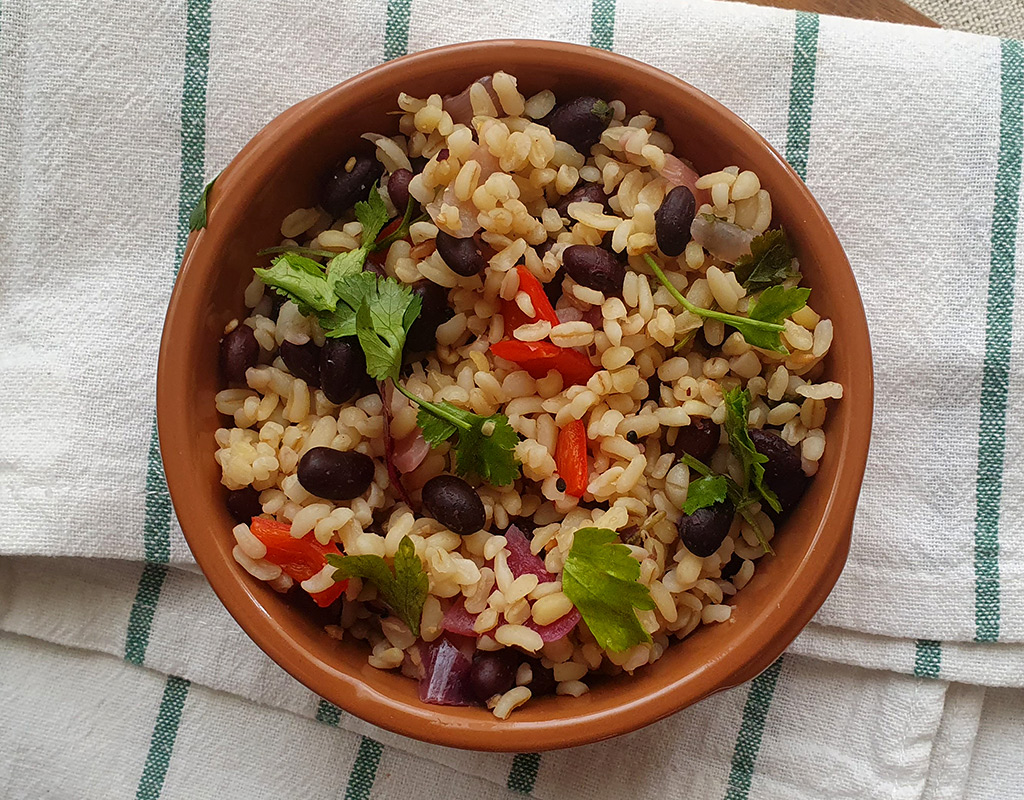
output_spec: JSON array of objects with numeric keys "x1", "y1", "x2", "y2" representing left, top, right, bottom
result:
[{"x1": 159, "y1": 40, "x2": 872, "y2": 751}]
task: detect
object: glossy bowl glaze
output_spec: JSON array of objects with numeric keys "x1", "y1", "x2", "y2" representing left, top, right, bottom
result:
[{"x1": 157, "y1": 40, "x2": 873, "y2": 751}]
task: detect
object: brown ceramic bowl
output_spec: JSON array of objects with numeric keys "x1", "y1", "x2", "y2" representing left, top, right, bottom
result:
[{"x1": 158, "y1": 40, "x2": 872, "y2": 751}]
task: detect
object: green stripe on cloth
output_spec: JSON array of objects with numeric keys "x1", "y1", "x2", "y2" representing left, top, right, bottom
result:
[
  {"x1": 724, "y1": 657, "x2": 785, "y2": 800},
  {"x1": 125, "y1": 0, "x2": 211, "y2": 665},
  {"x1": 785, "y1": 12, "x2": 820, "y2": 180},
  {"x1": 316, "y1": 698, "x2": 343, "y2": 725},
  {"x1": 508, "y1": 752, "x2": 541, "y2": 795},
  {"x1": 974, "y1": 37, "x2": 1023, "y2": 643},
  {"x1": 590, "y1": 0, "x2": 616, "y2": 51},
  {"x1": 384, "y1": 0, "x2": 411, "y2": 61},
  {"x1": 345, "y1": 737, "x2": 385, "y2": 800},
  {"x1": 316, "y1": 700, "x2": 384, "y2": 799},
  {"x1": 126, "y1": 562, "x2": 169, "y2": 665},
  {"x1": 135, "y1": 675, "x2": 190, "y2": 800},
  {"x1": 913, "y1": 639, "x2": 942, "y2": 678}
]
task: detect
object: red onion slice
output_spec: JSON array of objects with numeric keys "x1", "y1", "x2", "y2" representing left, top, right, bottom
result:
[
  {"x1": 658, "y1": 153, "x2": 711, "y2": 207},
  {"x1": 419, "y1": 638, "x2": 474, "y2": 706},
  {"x1": 524, "y1": 608, "x2": 581, "y2": 642},
  {"x1": 443, "y1": 75, "x2": 498, "y2": 127},
  {"x1": 441, "y1": 598, "x2": 479, "y2": 637},
  {"x1": 690, "y1": 214, "x2": 757, "y2": 265},
  {"x1": 505, "y1": 524, "x2": 555, "y2": 583},
  {"x1": 392, "y1": 430, "x2": 430, "y2": 474}
]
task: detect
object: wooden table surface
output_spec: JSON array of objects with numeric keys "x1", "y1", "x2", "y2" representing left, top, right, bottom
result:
[{"x1": 723, "y1": 0, "x2": 939, "y2": 27}]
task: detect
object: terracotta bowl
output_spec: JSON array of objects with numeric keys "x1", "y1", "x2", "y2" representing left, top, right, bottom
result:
[{"x1": 158, "y1": 40, "x2": 873, "y2": 751}]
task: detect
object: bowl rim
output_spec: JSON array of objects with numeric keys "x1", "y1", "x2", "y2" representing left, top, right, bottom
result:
[{"x1": 158, "y1": 38, "x2": 873, "y2": 751}]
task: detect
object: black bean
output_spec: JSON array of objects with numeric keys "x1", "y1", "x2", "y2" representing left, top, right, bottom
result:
[
  {"x1": 319, "y1": 338, "x2": 366, "y2": 404},
  {"x1": 554, "y1": 183, "x2": 609, "y2": 217},
  {"x1": 525, "y1": 658, "x2": 556, "y2": 696},
  {"x1": 220, "y1": 325, "x2": 260, "y2": 384},
  {"x1": 435, "y1": 231, "x2": 487, "y2": 277},
  {"x1": 363, "y1": 259, "x2": 389, "y2": 280},
  {"x1": 226, "y1": 487, "x2": 262, "y2": 523},
  {"x1": 469, "y1": 652, "x2": 516, "y2": 703},
  {"x1": 297, "y1": 447, "x2": 375, "y2": 501},
  {"x1": 720, "y1": 553, "x2": 745, "y2": 581},
  {"x1": 671, "y1": 417, "x2": 721, "y2": 463},
  {"x1": 387, "y1": 168, "x2": 413, "y2": 213},
  {"x1": 321, "y1": 155, "x2": 384, "y2": 217},
  {"x1": 749, "y1": 428, "x2": 808, "y2": 515},
  {"x1": 542, "y1": 267, "x2": 564, "y2": 308},
  {"x1": 405, "y1": 280, "x2": 451, "y2": 353},
  {"x1": 421, "y1": 475, "x2": 486, "y2": 535},
  {"x1": 544, "y1": 96, "x2": 613, "y2": 153},
  {"x1": 645, "y1": 376, "x2": 663, "y2": 403},
  {"x1": 677, "y1": 501, "x2": 735, "y2": 557},
  {"x1": 655, "y1": 185, "x2": 697, "y2": 257},
  {"x1": 279, "y1": 340, "x2": 321, "y2": 387},
  {"x1": 555, "y1": 478, "x2": 567, "y2": 493},
  {"x1": 562, "y1": 244, "x2": 626, "y2": 295}
]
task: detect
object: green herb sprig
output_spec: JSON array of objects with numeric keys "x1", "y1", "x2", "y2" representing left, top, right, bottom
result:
[
  {"x1": 251, "y1": 187, "x2": 521, "y2": 486},
  {"x1": 394, "y1": 383, "x2": 520, "y2": 487},
  {"x1": 562, "y1": 527, "x2": 656, "y2": 652},
  {"x1": 326, "y1": 536, "x2": 427, "y2": 635},
  {"x1": 733, "y1": 228, "x2": 798, "y2": 292},
  {"x1": 642, "y1": 253, "x2": 809, "y2": 354}
]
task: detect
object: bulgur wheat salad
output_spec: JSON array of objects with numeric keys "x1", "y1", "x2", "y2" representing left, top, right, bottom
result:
[{"x1": 209, "y1": 72, "x2": 843, "y2": 718}]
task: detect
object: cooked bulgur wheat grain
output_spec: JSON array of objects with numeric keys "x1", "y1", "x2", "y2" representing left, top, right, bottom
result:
[{"x1": 216, "y1": 72, "x2": 843, "y2": 717}]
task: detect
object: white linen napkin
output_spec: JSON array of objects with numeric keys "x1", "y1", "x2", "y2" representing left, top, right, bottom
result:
[{"x1": 2, "y1": 0, "x2": 1023, "y2": 797}]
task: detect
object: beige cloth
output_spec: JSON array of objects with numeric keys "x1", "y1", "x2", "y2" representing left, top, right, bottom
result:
[{"x1": 903, "y1": 0, "x2": 1023, "y2": 38}]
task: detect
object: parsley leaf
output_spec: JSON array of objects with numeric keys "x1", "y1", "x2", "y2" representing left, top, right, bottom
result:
[
  {"x1": 733, "y1": 228, "x2": 797, "y2": 291},
  {"x1": 561, "y1": 527, "x2": 656, "y2": 652},
  {"x1": 682, "y1": 474, "x2": 729, "y2": 515},
  {"x1": 354, "y1": 279, "x2": 422, "y2": 382},
  {"x1": 395, "y1": 384, "x2": 521, "y2": 486},
  {"x1": 326, "y1": 535, "x2": 428, "y2": 636},
  {"x1": 189, "y1": 176, "x2": 218, "y2": 231},
  {"x1": 722, "y1": 388, "x2": 781, "y2": 513},
  {"x1": 253, "y1": 253, "x2": 338, "y2": 314}
]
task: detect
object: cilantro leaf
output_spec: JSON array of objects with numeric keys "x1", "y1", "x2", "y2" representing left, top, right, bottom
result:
[
  {"x1": 189, "y1": 176, "x2": 217, "y2": 231},
  {"x1": 749, "y1": 285, "x2": 811, "y2": 324},
  {"x1": 642, "y1": 253, "x2": 788, "y2": 352},
  {"x1": 326, "y1": 535, "x2": 428, "y2": 635},
  {"x1": 682, "y1": 474, "x2": 729, "y2": 515},
  {"x1": 722, "y1": 388, "x2": 781, "y2": 513},
  {"x1": 733, "y1": 228, "x2": 797, "y2": 291},
  {"x1": 680, "y1": 452, "x2": 775, "y2": 556},
  {"x1": 396, "y1": 385, "x2": 521, "y2": 486},
  {"x1": 561, "y1": 527, "x2": 656, "y2": 652},
  {"x1": 326, "y1": 248, "x2": 370, "y2": 296},
  {"x1": 737, "y1": 286, "x2": 811, "y2": 352},
  {"x1": 354, "y1": 278, "x2": 422, "y2": 382},
  {"x1": 452, "y1": 413, "x2": 520, "y2": 486},
  {"x1": 253, "y1": 253, "x2": 338, "y2": 314},
  {"x1": 354, "y1": 186, "x2": 390, "y2": 247},
  {"x1": 318, "y1": 271, "x2": 377, "y2": 337},
  {"x1": 417, "y1": 406, "x2": 459, "y2": 445}
]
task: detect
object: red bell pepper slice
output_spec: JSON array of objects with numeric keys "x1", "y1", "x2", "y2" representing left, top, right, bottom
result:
[
  {"x1": 490, "y1": 339, "x2": 597, "y2": 386},
  {"x1": 555, "y1": 419, "x2": 589, "y2": 497},
  {"x1": 249, "y1": 517, "x2": 347, "y2": 607},
  {"x1": 501, "y1": 265, "x2": 560, "y2": 331},
  {"x1": 367, "y1": 217, "x2": 407, "y2": 267}
]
